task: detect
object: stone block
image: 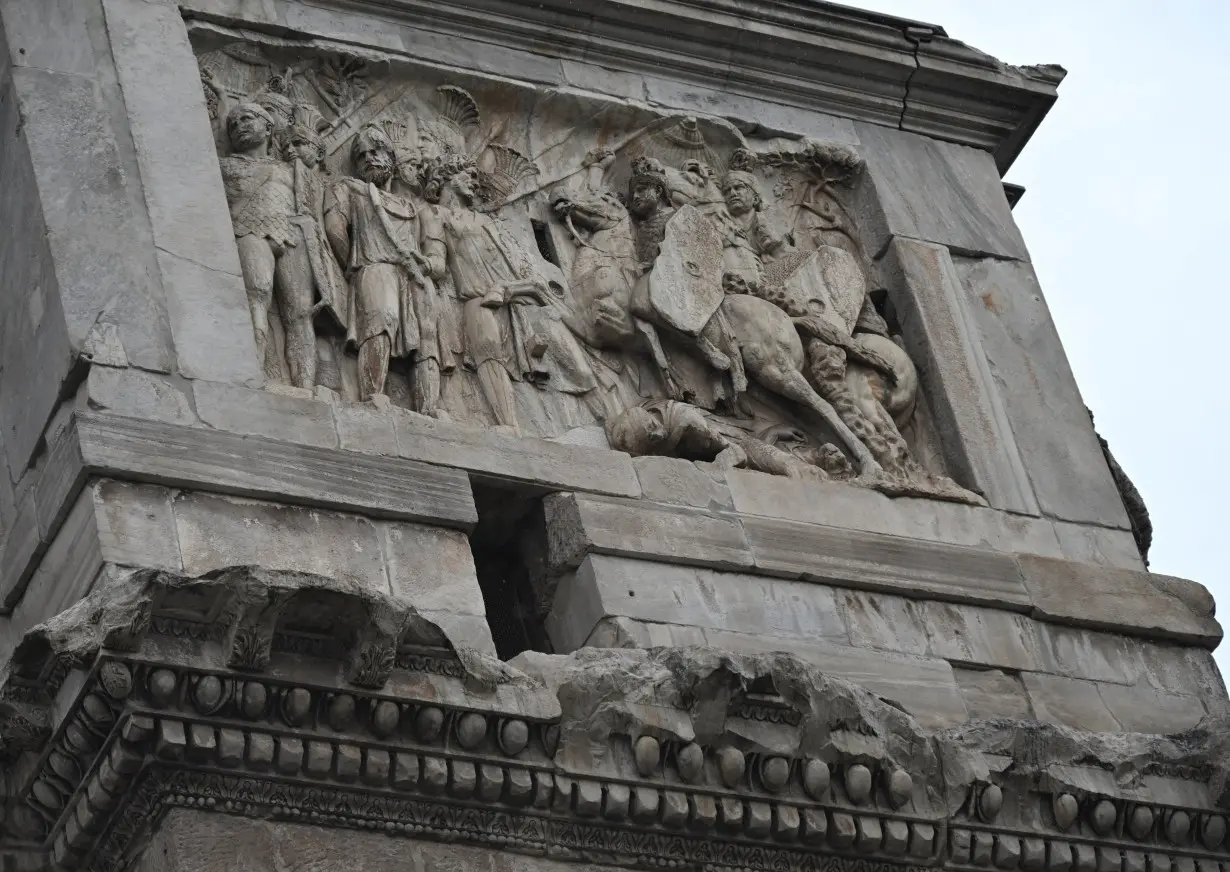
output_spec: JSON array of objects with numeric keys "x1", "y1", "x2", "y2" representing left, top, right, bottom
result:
[
  {"x1": 194, "y1": 380, "x2": 336, "y2": 449},
  {"x1": 171, "y1": 491, "x2": 389, "y2": 592},
  {"x1": 853, "y1": 120, "x2": 1029, "y2": 260},
  {"x1": 545, "y1": 554, "x2": 849, "y2": 654},
  {"x1": 742, "y1": 513, "x2": 1031, "y2": 609},
  {"x1": 632, "y1": 456, "x2": 732, "y2": 510},
  {"x1": 1022, "y1": 673, "x2": 1121, "y2": 732},
  {"x1": 1035, "y1": 625, "x2": 1147, "y2": 686},
  {"x1": 332, "y1": 402, "x2": 398, "y2": 457},
  {"x1": 725, "y1": 468, "x2": 1060, "y2": 556},
  {"x1": 74, "y1": 413, "x2": 476, "y2": 528},
  {"x1": 918, "y1": 600, "x2": 1044, "y2": 672},
  {"x1": 156, "y1": 250, "x2": 262, "y2": 386},
  {"x1": 281, "y1": 2, "x2": 406, "y2": 51},
  {"x1": 91, "y1": 479, "x2": 183, "y2": 572},
  {"x1": 544, "y1": 493, "x2": 752, "y2": 573},
  {"x1": 2, "y1": 489, "x2": 102, "y2": 655},
  {"x1": 0, "y1": 491, "x2": 42, "y2": 609},
  {"x1": 0, "y1": 0, "x2": 96, "y2": 76},
  {"x1": 392, "y1": 410, "x2": 640, "y2": 498},
  {"x1": 953, "y1": 668, "x2": 1035, "y2": 721},
  {"x1": 836, "y1": 589, "x2": 930, "y2": 656},
  {"x1": 378, "y1": 522, "x2": 484, "y2": 615},
  {"x1": 837, "y1": 589, "x2": 1045, "y2": 671},
  {"x1": 33, "y1": 417, "x2": 87, "y2": 538},
  {"x1": 86, "y1": 366, "x2": 197, "y2": 427},
  {"x1": 178, "y1": 0, "x2": 277, "y2": 23},
  {"x1": 0, "y1": 73, "x2": 73, "y2": 479},
  {"x1": 8, "y1": 64, "x2": 173, "y2": 374},
  {"x1": 102, "y1": 0, "x2": 241, "y2": 276},
  {"x1": 1096, "y1": 684, "x2": 1206, "y2": 735},
  {"x1": 954, "y1": 256, "x2": 1130, "y2": 528},
  {"x1": 876, "y1": 238, "x2": 1037, "y2": 514},
  {"x1": 1018, "y1": 555, "x2": 1221, "y2": 648},
  {"x1": 1135, "y1": 644, "x2": 1229, "y2": 714},
  {"x1": 1051, "y1": 521, "x2": 1145, "y2": 572}
]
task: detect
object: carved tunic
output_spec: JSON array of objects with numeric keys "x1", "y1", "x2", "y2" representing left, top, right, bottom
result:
[
  {"x1": 325, "y1": 177, "x2": 438, "y2": 359},
  {"x1": 219, "y1": 155, "x2": 298, "y2": 246}
]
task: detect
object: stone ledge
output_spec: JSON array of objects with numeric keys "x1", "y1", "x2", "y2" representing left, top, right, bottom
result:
[
  {"x1": 181, "y1": 0, "x2": 1059, "y2": 171},
  {"x1": 541, "y1": 492, "x2": 1222, "y2": 650}
]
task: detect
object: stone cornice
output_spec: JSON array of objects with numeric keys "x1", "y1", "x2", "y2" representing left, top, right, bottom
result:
[
  {"x1": 3, "y1": 650, "x2": 1228, "y2": 872},
  {"x1": 183, "y1": 0, "x2": 1062, "y2": 172}
]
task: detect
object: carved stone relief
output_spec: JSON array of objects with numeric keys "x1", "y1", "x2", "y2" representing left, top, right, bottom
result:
[{"x1": 196, "y1": 38, "x2": 979, "y2": 504}]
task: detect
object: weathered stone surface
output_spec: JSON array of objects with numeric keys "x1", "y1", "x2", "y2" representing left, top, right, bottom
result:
[
  {"x1": 1096, "y1": 684, "x2": 1207, "y2": 735},
  {"x1": 544, "y1": 493, "x2": 752, "y2": 573},
  {"x1": 853, "y1": 120, "x2": 1029, "y2": 260},
  {"x1": 74, "y1": 413, "x2": 477, "y2": 528},
  {"x1": 102, "y1": 0, "x2": 240, "y2": 276},
  {"x1": 194, "y1": 380, "x2": 336, "y2": 448},
  {"x1": 725, "y1": 468, "x2": 1059, "y2": 556},
  {"x1": 1051, "y1": 521, "x2": 1146, "y2": 572},
  {"x1": 393, "y1": 410, "x2": 640, "y2": 498},
  {"x1": 6, "y1": 60, "x2": 173, "y2": 375},
  {"x1": 0, "y1": 69, "x2": 73, "y2": 481},
  {"x1": 742, "y1": 513, "x2": 1030, "y2": 608},
  {"x1": 953, "y1": 668, "x2": 1035, "y2": 721},
  {"x1": 877, "y1": 237, "x2": 1037, "y2": 515},
  {"x1": 91, "y1": 479, "x2": 182, "y2": 572},
  {"x1": 546, "y1": 554, "x2": 848, "y2": 654},
  {"x1": 541, "y1": 624, "x2": 969, "y2": 732},
  {"x1": 332, "y1": 402, "x2": 398, "y2": 457},
  {"x1": 1018, "y1": 555, "x2": 1221, "y2": 648},
  {"x1": 0, "y1": 488, "x2": 101, "y2": 657},
  {"x1": 632, "y1": 456, "x2": 732, "y2": 510},
  {"x1": 0, "y1": 0, "x2": 96, "y2": 76},
  {"x1": 836, "y1": 589, "x2": 1045, "y2": 672},
  {"x1": 0, "y1": 492, "x2": 42, "y2": 609},
  {"x1": 172, "y1": 491, "x2": 388, "y2": 592},
  {"x1": 379, "y1": 522, "x2": 484, "y2": 616},
  {"x1": 86, "y1": 366, "x2": 197, "y2": 427},
  {"x1": 155, "y1": 250, "x2": 263, "y2": 386},
  {"x1": 1021, "y1": 673, "x2": 1122, "y2": 733},
  {"x1": 954, "y1": 256, "x2": 1130, "y2": 529}
]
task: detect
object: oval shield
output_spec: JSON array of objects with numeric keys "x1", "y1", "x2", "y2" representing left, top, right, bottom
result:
[{"x1": 648, "y1": 204, "x2": 724, "y2": 335}]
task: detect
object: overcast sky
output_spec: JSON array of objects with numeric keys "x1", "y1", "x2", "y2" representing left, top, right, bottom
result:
[{"x1": 856, "y1": 0, "x2": 1230, "y2": 676}]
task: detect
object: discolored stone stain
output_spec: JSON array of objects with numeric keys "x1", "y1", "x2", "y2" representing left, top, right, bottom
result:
[{"x1": 981, "y1": 291, "x2": 1001, "y2": 314}]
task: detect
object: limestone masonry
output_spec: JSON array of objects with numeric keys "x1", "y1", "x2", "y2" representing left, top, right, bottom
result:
[{"x1": 0, "y1": 2, "x2": 1225, "y2": 872}]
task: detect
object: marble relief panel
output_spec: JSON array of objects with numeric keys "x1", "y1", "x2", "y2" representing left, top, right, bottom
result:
[{"x1": 194, "y1": 36, "x2": 976, "y2": 504}]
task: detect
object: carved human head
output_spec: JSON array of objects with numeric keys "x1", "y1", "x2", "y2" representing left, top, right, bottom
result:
[
  {"x1": 627, "y1": 156, "x2": 670, "y2": 219},
  {"x1": 283, "y1": 124, "x2": 325, "y2": 168},
  {"x1": 351, "y1": 124, "x2": 396, "y2": 186},
  {"x1": 422, "y1": 153, "x2": 479, "y2": 206},
  {"x1": 256, "y1": 92, "x2": 295, "y2": 132},
  {"x1": 225, "y1": 102, "x2": 274, "y2": 153},
  {"x1": 605, "y1": 404, "x2": 668, "y2": 455},
  {"x1": 720, "y1": 169, "x2": 762, "y2": 216}
]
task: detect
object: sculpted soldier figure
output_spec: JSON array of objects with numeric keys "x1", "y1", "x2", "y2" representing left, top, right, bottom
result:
[
  {"x1": 218, "y1": 101, "x2": 326, "y2": 388},
  {"x1": 324, "y1": 124, "x2": 443, "y2": 411},
  {"x1": 418, "y1": 153, "x2": 550, "y2": 433}
]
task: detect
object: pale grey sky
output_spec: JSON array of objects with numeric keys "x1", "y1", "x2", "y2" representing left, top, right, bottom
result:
[{"x1": 859, "y1": 0, "x2": 1230, "y2": 676}]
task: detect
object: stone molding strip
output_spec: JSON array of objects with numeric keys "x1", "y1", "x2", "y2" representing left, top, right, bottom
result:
[
  {"x1": 543, "y1": 493, "x2": 1222, "y2": 650},
  {"x1": 179, "y1": 0, "x2": 1061, "y2": 171},
  {"x1": 0, "y1": 413, "x2": 478, "y2": 611}
]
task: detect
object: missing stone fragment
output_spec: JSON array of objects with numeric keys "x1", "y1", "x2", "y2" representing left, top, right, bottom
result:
[{"x1": 469, "y1": 484, "x2": 554, "y2": 660}]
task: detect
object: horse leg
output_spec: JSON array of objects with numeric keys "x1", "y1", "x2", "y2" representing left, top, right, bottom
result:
[
  {"x1": 634, "y1": 316, "x2": 686, "y2": 400},
  {"x1": 752, "y1": 358, "x2": 882, "y2": 476}
]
